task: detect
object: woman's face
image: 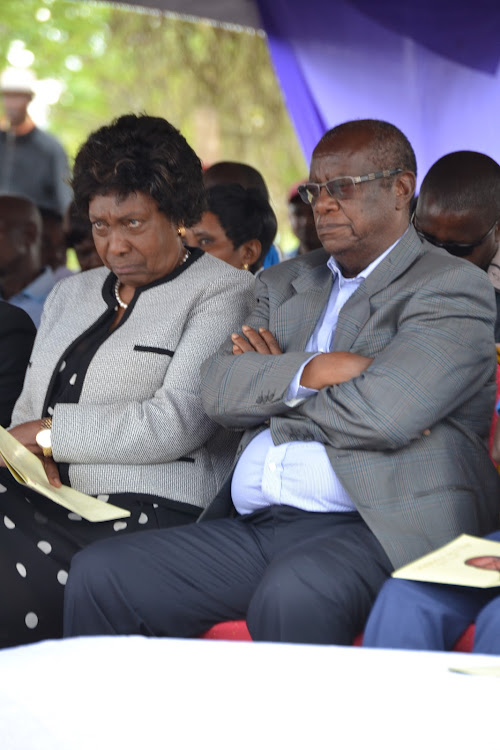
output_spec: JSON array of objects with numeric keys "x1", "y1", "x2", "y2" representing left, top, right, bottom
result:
[
  {"x1": 89, "y1": 191, "x2": 183, "y2": 287},
  {"x1": 184, "y1": 211, "x2": 243, "y2": 268}
]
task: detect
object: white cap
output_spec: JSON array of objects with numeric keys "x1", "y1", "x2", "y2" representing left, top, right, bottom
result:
[{"x1": 0, "y1": 67, "x2": 36, "y2": 95}]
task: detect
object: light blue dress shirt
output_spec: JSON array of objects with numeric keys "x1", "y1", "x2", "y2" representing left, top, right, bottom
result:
[
  {"x1": 7, "y1": 266, "x2": 57, "y2": 328},
  {"x1": 232, "y1": 240, "x2": 401, "y2": 515}
]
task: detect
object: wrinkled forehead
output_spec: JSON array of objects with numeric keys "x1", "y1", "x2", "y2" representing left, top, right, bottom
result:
[{"x1": 310, "y1": 134, "x2": 378, "y2": 181}]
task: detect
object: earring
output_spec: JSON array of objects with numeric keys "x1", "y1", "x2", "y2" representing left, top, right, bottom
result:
[
  {"x1": 177, "y1": 226, "x2": 186, "y2": 238},
  {"x1": 242, "y1": 263, "x2": 250, "y2": 271}
]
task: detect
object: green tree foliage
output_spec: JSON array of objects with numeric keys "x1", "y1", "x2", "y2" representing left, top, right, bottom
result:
[{"x1": 0, "y1": 0, "x2": 307, "y2": 243}]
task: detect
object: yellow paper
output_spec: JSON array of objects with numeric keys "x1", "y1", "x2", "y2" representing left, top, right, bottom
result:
[
  {"x1": 392, "y1": 534, "x2": 500, "y2": 588},
  {"x1": 0, "y1": 426, "x2": 130, "y2": 523}
]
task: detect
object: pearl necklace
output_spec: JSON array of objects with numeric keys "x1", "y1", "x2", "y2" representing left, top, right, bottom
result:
[
  {"x1": 114, "y1": 279, "x2": 128, "y2": 309},
  {"x1": 114, "y1": 249, "x2": 191, "y2": 311}
]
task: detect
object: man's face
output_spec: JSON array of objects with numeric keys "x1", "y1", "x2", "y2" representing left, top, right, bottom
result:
[
  {"x1": 309, "y1": 132, "x2": 406, "y2": 277},
  {"x1": 0, "y1": 202, "x2": 34, "y2": 298},
  {"x1": 2, "y1": 92, "x2": 31, "y2": 127},
  {"x1": 414, "y1": 195, "x2": 499, "y2": 271}
]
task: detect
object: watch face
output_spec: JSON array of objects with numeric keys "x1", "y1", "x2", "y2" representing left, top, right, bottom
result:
[{"x1": 36, "y1": 429, "x2": 52, "y2": 449}]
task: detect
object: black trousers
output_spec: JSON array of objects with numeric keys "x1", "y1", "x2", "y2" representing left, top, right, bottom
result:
[{"x1": 64, "y1": 506, "x2": 393, "y2": 645}]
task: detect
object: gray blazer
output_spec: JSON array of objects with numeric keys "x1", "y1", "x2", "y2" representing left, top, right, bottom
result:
[
  {"x1": 201, "y1": 228, "x2": 500, "y2": 567},
  {"x1": 11, "y1": 252, "x2": 255, "y2": 508}
]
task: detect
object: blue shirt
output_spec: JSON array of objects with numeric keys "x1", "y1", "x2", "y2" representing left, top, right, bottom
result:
[
  {"x1": 232, "y1": 239, "x2": 402, "y2": 515},
  {"x1": 7, "y1": 266, "x2": 57, "y2": 328}
]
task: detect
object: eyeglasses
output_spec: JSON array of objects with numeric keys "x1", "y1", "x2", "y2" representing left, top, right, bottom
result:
[
  {"x1": 412, "y1": 214, "x2": 499, "y2": 257},
  {"x1": 297, "y1": 169, "x2": 403, "y2": 205}
]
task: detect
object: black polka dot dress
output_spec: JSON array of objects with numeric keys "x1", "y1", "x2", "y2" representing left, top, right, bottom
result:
[{"x1": 0, "y1": 292, "x2": 200, "y2": 649}]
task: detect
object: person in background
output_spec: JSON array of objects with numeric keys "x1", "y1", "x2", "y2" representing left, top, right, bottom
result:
[
  {"x1": 360, "y1": 155, "x2": 500, "y2": 655},
  {"x1": 64, "y1": 120, "x2": 499, "y2": 646},
  {"x1": 184, "y1": 184, "x2": 277, "y2": 273},
  {"x1": 203, "y1": 160, "x2": 282, "y2": 270},
  {"x1": 412, "y1": 151, "x2": 500, "y2": 339},
  {"x1": 0, "y1": 113, "x2": 254, "y2": 649},
  {"x1": 0, "y1": 68, "x2": 72, "y2": 217},
  {"x1": 63, "y1": 201, "x2": 103, "y2": 272},
  {"x1": 287, "y1": 180, "x2": 320, "y2": 256},
  {"x1": 0, "y1": 301, "x2": 36, "y2": 427},
  {"x1": 40, "y1": 207, "x2": 73, "y2": 282},
  {"x1": 0, "y1": 194, "x2": 57, "y2": 327},
  {"x1": 413, "y1": 151, "x2": 500, "y2": 452}
]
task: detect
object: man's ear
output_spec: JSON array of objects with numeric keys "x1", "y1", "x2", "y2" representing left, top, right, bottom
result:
[
  {"x1": 394, "y1": 171, "x2": 416, "y2": 212},
  {"x1": 23, "y1": 220, "x2": 38, "y2": 246},
  {"x1": 238, "y1": 238, "x2": 262, "y2": 269}
]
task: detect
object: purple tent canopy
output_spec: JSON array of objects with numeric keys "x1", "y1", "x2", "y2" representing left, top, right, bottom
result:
[{"x1": 103, "y1": 0, "x2": 500, "y2": 180}]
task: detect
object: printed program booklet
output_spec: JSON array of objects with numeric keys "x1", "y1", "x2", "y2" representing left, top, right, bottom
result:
[
  {"x1": 0, "y1": 426, "x2": 130, "y2": 523},
  {"x1": 392, "y1": 534, "x2": 500, "y2": 589}
]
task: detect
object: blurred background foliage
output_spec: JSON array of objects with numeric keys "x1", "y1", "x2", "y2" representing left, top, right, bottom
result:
[{"x1": 0, "y1": 0, "x2": 308, "y2": 247}]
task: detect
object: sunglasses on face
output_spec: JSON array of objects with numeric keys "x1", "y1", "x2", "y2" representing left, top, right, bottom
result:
[
  {"x1": 297, "y1": 168, "x2": 403, "y2": 205},
  {"x1": 412, "y1": 214, "x2": 499, "y2": 257}
]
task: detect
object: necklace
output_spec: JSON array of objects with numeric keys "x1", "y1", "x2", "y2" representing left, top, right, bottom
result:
[
  {"x1": 114, "y1": 249, "x2": 190, "y2": 311},
  {"x1": 114, "y1": 279, "x2": 128, "y2": 310},
  {"x1": 179, "y1": 248, "x2": 191, "y2": 266}
]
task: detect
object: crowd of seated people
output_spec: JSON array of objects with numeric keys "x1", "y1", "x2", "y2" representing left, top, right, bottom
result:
[{"x1": 1, "y1": 104, "x2": 500, "y2": 654}]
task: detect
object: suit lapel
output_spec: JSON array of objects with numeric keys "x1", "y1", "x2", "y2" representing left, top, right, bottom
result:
[
  {"x1": 332, "y1": 227, "x2": 424, "y2": 352},
  {"x1": 274, "y1": 261, "x2": 333, "y2": 352}
]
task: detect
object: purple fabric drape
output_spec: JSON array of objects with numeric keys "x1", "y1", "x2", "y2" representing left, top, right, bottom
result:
[{"x1": 256, "y1": 0, "x2": 500, "y2": 182}]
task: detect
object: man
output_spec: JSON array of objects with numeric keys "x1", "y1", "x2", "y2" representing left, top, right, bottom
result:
[
  {"x1": 412, "y1": 151, "x2": 500, "y2": 338},
  {"x1": 40, "y1": 207, "x2": 74, "y2": 282},
  {"x1": 0, "y1": 301, "x2": 36, "y2": 427},
  {"x1": 0, "y1": 194, "x2": 57, "y2": 327},
  {"x1": 362, "y1": 529, "x2": 500, "y2": 654},
  {"x1": 360, "y1": 152, "x2": 500, "y2": 654},
  {"x1": 287, "y1": 180, "x2": 320, "y2": 256},
  {"x1": 64, "y1": 120, "x2": 500, "y2": 646},
  {"x1": 0, "y1": 67, "x2": 72, "y2": 216}
]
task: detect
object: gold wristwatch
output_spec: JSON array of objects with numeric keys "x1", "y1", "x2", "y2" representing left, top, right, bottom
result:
[{"x1": 35, "y1": 417, "x2": 53, "y2": 457}]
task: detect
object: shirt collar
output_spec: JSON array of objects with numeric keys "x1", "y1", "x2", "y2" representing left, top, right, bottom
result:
[
  {"x1": 18, "y1": 266, "x2": 57, "y2": 301},
  {"x1": 326, "y1": 226, "x2": 410, "y2": 284}
]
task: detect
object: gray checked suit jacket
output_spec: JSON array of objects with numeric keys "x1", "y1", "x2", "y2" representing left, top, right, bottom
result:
[{"x1": 201, "y1": 227, "x2": 500, "y2": 568}]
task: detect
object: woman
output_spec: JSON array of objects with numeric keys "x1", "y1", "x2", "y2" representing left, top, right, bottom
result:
[
  {"x1": 1, "y1": 114, "x2": 255, "y2": 648},
  {"x1": 184, "y1": 183, "x2": 277, "y2": 273}
]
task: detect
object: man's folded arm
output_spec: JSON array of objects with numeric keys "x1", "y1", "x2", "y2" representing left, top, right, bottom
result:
[{"x1": 292, "y1": 272, "x2": 497, "y2": 451}]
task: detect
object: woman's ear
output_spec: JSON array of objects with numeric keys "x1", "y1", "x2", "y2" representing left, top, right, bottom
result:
[{"x1": 237, "y1": 238, "x2": 262, "y2": 269}]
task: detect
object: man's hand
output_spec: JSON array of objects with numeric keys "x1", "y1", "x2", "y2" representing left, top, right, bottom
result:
[
  {"x1": 8, "y1": 420, "x2": 61, "y2": 487},
  {"x1": 301, "y1": 351, "x2": 373, "y2": 389},
  {"x1": 231, "y1": 326, "x2": 282, "y2": 356}
]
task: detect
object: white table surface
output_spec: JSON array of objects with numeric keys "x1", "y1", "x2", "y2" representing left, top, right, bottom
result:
[{"x1": 0, "y1": 636, "x2": 498, "y2": 749}]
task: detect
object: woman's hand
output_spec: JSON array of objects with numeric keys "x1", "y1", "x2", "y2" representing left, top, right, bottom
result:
[
  {"x1": 231, "y1": 326, "x2": 282, "y2": 355},
  {"x1": 8, "y1": 421, "x2": 61, "y2": 488},
  {"x1": 41, "y1": 456, "x2": 62, "y2": 488}
]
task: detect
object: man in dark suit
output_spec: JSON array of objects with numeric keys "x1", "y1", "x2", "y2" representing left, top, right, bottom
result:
[
  {"x1": 412, "y1": 150, "x2": 500, "y2": 339},
  {"x1": 0, "y1": 301, "x2": 35, "y2": 427},
  {"x1": 64, "y1": 120, "x2": 500, "y2": 645}
]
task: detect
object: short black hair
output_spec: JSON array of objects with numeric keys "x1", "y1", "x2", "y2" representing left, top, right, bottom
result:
[
  {"x1": 206, "y1": 183, "x2": 277, "y2": 273},
  {"x1": 419, "y1": 151, "x2": 500, "y2": 223},
  {"x1": 317, "y1": 119, "x2": 417, "y2": 177},
  {"x1": 72, "y1": 113, "x2": 205, "y2": 227},
  {"x1": 203, "y1": 162, "x2": 269, "y2": 200}
]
